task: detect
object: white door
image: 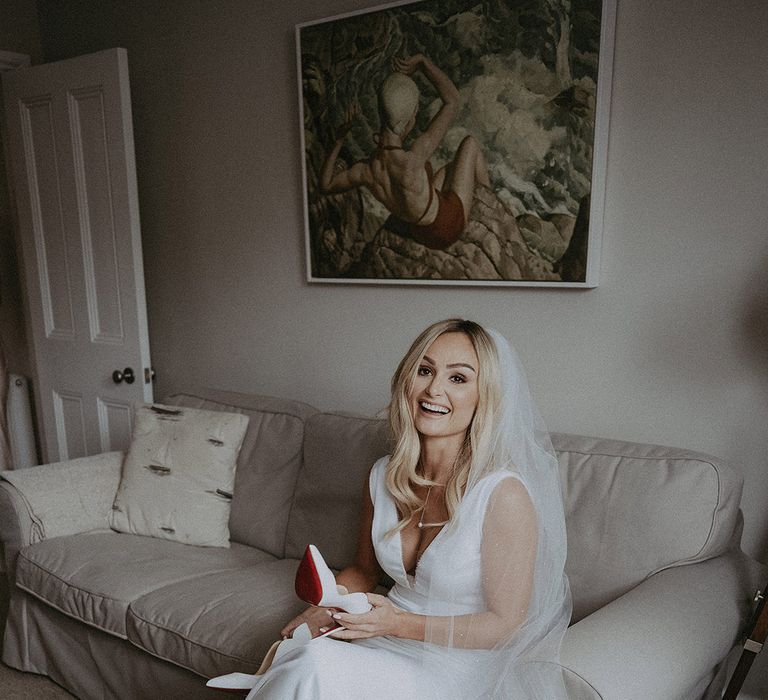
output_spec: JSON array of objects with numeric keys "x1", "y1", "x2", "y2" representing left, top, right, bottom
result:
[{"x1": 2, "y1": 48, "x2": 152, "y2": 463}]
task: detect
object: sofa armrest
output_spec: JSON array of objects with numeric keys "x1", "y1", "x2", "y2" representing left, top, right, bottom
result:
[
  {"x1": 560, "y1": 551, "x2": 767, "y2": 700},
  {"x1": 0, "y1": 452, "x2": 124, "y2": 580},
  {"x1": 0, "y1": 482, "x2": 33, "y2": 582}
]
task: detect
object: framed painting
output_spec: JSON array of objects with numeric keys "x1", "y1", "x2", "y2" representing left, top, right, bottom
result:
[{"x1": 296, "y1": 0, "x2": 616, "y2": 287}]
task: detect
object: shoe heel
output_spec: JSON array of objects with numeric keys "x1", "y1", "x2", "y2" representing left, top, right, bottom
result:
[{"x1": 295, "y1": 544, "x2": 372, "y2": 613}]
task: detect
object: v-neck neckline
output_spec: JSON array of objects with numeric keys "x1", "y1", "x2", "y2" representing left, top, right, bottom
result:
[
  {"x1": 399, "y1": 522, "x2": 446, "y2": 582},
  {"x1": 394, "y1": 490, "x2": 463, "y2": 584}
]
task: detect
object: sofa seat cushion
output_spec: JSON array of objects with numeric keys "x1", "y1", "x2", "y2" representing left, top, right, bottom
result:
[
  {"x1": 126, "y1": 559, "x2": 306, "y2": 679},
  {"x1": 15, "y1": 531, "x2": 275, "y2": 639}
]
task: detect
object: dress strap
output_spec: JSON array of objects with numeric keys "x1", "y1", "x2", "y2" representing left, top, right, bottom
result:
[
  {"x1": 375, "y1": 136, "x2": 405, "y2": 154},
  {"x1": 368, "y1": 456, "x2": 390, "y2": 507},
  {"x1": 414, "y1": 162, "x2": 436, "y2": 225}
]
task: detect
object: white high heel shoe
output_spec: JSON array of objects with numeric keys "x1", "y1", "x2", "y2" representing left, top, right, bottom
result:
[
  {"x1": 205, "y1": 623, "x2": 341, "y2": 690},
  {"x1": 295, "y1": 544, "x2": 372, "y2": 614}
]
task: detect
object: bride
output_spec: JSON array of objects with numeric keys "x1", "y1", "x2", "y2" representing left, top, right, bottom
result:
[{"x1": 247, "y1": 319, "x2": 571, "y2": 699}]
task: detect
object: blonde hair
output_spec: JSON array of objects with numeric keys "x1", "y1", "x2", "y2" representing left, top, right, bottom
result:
[
  {"x1": 378, "y1": 73, "x2": 420, "y2": 136},
  {"x1": 386, "y1": 319, "x2": 502, "y2": 533}
]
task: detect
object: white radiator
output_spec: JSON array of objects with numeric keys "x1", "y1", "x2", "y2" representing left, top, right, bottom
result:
[{"x1": 7, "y1": 374, "x2": 38, "y2": 469}]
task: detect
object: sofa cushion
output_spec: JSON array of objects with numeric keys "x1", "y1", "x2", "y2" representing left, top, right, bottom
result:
[
  {"x1": 110, "y1": 403, "x2": 249, "y2": 547},
  {"x1": 552, "y1": 433, "x2": 743, "y2": 622},
  {"x1": 165, "y1": 390, "x2": 317, "y2": 557},
  {"x1": 126, "y1": 559, "x2": 307, "y2": 678},
  {"x1": 285, "y1": 413, "x2": 391, "y2": 570},
  {"x1": 14, "y1": 531, "x2": 274, "y2": 638}
]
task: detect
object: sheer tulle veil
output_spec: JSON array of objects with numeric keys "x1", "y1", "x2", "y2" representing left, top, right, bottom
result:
[{"x1": 420, "y1": 328, "x2": 572, "y2": 698}]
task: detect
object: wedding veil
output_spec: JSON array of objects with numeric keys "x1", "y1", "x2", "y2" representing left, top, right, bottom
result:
[{"x1": 420, "y1": 328, "x2": 572, "y2": 698}]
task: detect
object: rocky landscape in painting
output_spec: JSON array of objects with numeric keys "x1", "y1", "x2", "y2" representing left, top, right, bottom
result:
[{"x1": 300, "y1": 0, "x2": 602, "y2": 282}]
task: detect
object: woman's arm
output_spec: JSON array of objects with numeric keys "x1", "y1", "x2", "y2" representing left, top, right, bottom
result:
[
  {"x1": 393, "y1": 54, "x2": 459, "y2": 160},
  {"x1": 319, "y1": 148, "x2": 370, "y2": 194},
  {"x1": 319, "y1": 107, "x2": 370, "y2": 194},
  {"x1": 280, "y1": 469, "x2": 383, "y2": 638},
  {"x1": 333, "y1": 478, "x2": 537, "y2": 649},
  {"x1": 335, "y1": 476, "x2": 383, "y2": 593}
]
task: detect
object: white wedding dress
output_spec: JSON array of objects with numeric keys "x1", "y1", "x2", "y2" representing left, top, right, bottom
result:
[{"x1": 246, "y1": 456, "x2": 517, "y2": 700}]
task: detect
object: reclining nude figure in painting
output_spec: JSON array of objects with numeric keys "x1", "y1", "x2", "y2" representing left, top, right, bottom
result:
[{"x1": 319, "y1": 54, "x2": 491, "y2": 251}]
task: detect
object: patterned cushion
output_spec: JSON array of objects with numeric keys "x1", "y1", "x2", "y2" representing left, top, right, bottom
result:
[{"x1": 110, "y1": 403, "x2": 249, "y2": 547}]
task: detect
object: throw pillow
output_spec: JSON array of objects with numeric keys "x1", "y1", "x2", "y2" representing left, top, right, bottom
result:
[{"x1": 109, "y1": 402, "x2": 249, "y2": 547}]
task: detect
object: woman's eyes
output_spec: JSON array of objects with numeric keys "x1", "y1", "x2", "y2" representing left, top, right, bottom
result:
[{"x1": 416, "y1": 366, "x2": 466, "y2": 383}]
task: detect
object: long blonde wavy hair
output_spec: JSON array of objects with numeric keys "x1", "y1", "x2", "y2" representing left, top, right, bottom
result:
[{"x1": 386, "y1": 319, "x2": 503, "y2": 532}]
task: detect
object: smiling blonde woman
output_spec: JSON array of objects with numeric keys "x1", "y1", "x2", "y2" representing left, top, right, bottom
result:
[{"x1": 247, "y1": 319, "x2": 571, "y2": 699}]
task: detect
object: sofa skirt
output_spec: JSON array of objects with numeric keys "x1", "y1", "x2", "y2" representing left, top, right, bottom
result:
[{"x1": 2, "y1": 589, "x2": 222, "y2": 700}]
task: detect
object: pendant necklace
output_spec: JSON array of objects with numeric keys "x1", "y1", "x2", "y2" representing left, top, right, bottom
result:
[{"x1": 418, "y1": 484, "x2": 449, "y2": 529}]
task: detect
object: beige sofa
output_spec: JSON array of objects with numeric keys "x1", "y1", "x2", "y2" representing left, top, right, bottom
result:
[{"x1": 0, "y1": 389, "x2": 764, "y2": 699}]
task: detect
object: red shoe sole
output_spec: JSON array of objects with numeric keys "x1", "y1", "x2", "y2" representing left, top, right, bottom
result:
[{"x1": 295, "y1": 544, "x2": 323, "y2": 606}]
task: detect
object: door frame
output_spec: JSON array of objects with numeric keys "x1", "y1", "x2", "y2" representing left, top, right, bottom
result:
[{"x1": 0, "y1": 50, "x2": 34, "y2": 465}]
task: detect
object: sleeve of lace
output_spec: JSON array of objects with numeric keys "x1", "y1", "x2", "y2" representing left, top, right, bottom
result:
[
  {"x1": 424, "y1": 477, "x2": 537, "y2": 649},
  {"x1": 480, "y1": 476, "x2": 538, "y2": 636}
]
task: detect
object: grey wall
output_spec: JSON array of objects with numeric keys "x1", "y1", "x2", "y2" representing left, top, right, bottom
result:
[{"x1": 30, "y1": 0, "x2": 768, "y2": 563}]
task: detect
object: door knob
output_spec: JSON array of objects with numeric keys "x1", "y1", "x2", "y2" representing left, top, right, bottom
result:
[{"x1": 112, "y1": 367, "x2": 136, "y2": 384}]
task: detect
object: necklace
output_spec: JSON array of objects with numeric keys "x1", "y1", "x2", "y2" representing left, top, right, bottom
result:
[{"x1": 417, "y1": 484, "x2": 449, "y2": 529}]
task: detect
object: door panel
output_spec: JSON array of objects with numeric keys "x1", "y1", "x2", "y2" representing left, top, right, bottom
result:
[
  {"x1": 53, "y1": 390, "x2": 87, "y2": 459},
  {"x1": 97, "y1": 397, "x2": 133, "y2": 453},
  {"x1": 20, "y1": 95, "x2": 77, "y2": 339},
  {"x1": 3, "y1": 48, "x2": 152, "y2": 462}
]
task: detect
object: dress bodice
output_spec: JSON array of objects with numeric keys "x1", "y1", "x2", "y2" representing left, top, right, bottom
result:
[{"x1": 368, "y1": 456, "x2": 519, "y2": 617}]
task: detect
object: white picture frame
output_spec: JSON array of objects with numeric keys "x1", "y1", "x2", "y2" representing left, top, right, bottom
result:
[{"x1": 296, "y1": 0, "x2": 616, "y2": 287}]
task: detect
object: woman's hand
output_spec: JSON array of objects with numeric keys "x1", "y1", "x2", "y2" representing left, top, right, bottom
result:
[
  {"x1": 280, "y1": 606, "x2": 336, "y2": 639},
  {"x1": 393, "y1": 54, "x2": 424, "y2": 76},
  {"x1": 329, "y1": 593, "x2": 406, "y2": 640}
]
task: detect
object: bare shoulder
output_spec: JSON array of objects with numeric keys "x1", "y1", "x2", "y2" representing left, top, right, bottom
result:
[
  {"x1": 371, "y1": 145, "x2": 424, "y2": 166},
  {"x1": 369, "y1": 150, "x2": 426, "y2": 195},
  {"x1": 488, "y1": 476, "x2": 536, "y2": 520},
  {"x1": 348, "y1": 158, "x2": 375, "y2": 184},
  {"x1": 400, "y1": 148, "x2": 429, "y2": 169}
]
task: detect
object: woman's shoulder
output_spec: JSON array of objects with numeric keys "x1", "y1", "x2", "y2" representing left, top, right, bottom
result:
[
  {"x1": 368, "y1": 455, "x2": 391, "y2": 504},
  {"x1": 483, "y1": 474, "x2": 535, "y2": 524},
  {"x1": 371, "y1": 455, "x2": 390, "y2": 472},
  {"x1": 473, "y1": 468, "x2": 526, "y2": 490},
  {"x1": 489, "y1": 473, "x2": 531, "y2": 504},
  {"x1": 468, "y1": 471, "x2": 530, "y2": 510}
]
